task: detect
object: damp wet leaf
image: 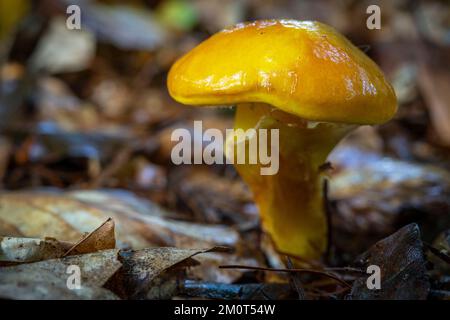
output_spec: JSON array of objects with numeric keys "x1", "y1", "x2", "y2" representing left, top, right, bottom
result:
[{"x1": 350, "y1": 224, "x2": 430, "y2": 300}]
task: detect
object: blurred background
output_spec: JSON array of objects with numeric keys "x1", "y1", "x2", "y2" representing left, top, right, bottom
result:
[{"x1": 0, "y1": 0, "x2": 449, "y2": 299}]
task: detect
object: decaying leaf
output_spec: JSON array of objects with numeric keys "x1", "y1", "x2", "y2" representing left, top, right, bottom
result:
[
  {"x1": 0, "y1": 236, "x2": 70, "y2": 263},
  {"x1": 107, "y1": 246, "x2": 226, "y2": 299},
  {"x1": 63, "y1": 217, "x2": 115, "y2": 256},
  {"x1": 0, "y1": 272, "x2": 118, "y2": 300},
  {"x1": 1, "y1": 0, "x2": 448, "y2": 301},
  {"x1": 0, "y1": 249, "x2": 121, "y2": 300},
  {"x1": 1, "y1": 243, "x2": 232, "y2": 300},
  {"x1": 350, "y1": 224, "x2": 430, "y2": 300},
  {"x1": 1, "y1": 218, "x2": 115, "y2": 264}
]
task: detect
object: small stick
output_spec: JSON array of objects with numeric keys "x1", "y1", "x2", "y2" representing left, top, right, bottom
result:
[
  {"x1": 425, "y1": 243, "x2": 450, "y2": 264},
  {"x1": 287, "y1": 257, "x2": 306, "y2": 300},
  {"x1": 324, "y1": 267, "x2": 366, "y2": 273},
  {"x1": 219, "y1": 264, "x2": 351, "y2": 288}
]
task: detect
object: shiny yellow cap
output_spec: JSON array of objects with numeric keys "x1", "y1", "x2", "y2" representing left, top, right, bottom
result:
[{"x1": 168, "y1": 20, "x2": 397, "y2": 124}]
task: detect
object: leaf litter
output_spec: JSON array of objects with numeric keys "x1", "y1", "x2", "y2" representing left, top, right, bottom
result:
[{"x1": 1, "y1": 0, "x2": 449, "y2": 300}]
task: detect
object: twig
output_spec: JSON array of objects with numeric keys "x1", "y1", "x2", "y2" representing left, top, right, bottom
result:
[
  {"x1": 323, "y1": 179, "x2": 332, "y2": 263},
  {"x1": 286, "y1": 256, "x2": 306, "y2": 300},
  {"x1": 219, "y1": 265, "x2": 351, "y2": 288},
  {"x1": 425, "y1": 243, "x2": 450, "y2": 265},
  {"x1": 324, "y1": 267, "x2": 366, "y2": 273}
]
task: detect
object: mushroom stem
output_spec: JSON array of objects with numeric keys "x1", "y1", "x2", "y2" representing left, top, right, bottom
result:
[{"x1": 227, "y1": 103, "x2": 355, "y2": 260}]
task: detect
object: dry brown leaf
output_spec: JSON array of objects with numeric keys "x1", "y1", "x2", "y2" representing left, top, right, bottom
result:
[
  {"x1": 2, "y1": 249, "x2": 121, "y2": 286},
  {"x1": 0, "y1": 192, "x2": 86, "y2": 241},
  {"x1": 108, "y1": 246, "x2": 226, "y2": 299},
  {"x1": 351, "y1": 224, "x2": 429, "y2": 300},
  {"x1": 0, "y1": 236, "x2": 71, "y2": 263},
  {"x1": 0, "y1": 245, "x2": 233, "y2": 299},
  {"x1": 0, "y1": 219, "x2": 23, "y2": 238},
  {"x1": 0, "y1": 249, "x2": 121, "y2": 300},
  {"x1": 1, "y1": 218, "x2": 115, "y2": 263},
  {"x1": 63, "y1": 218, "x2": 115, "y2": 256},
  {"x1": 0, "y1": 272, "x2": 118, "y2": 300}
]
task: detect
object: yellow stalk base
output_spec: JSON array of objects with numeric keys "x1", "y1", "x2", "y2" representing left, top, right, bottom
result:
[{"x1": 226, "y1": 103, "x2": 354, "y2": 260}]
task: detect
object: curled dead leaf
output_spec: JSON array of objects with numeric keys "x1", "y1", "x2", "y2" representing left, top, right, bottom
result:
[{"x1": 63, "y1": 217, "x2": 115, "y2": 256}]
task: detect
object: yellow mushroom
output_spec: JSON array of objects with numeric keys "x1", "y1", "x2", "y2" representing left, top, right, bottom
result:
[{"x1": 167, "y1": 20, "x2": 397, "y2": 260}]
